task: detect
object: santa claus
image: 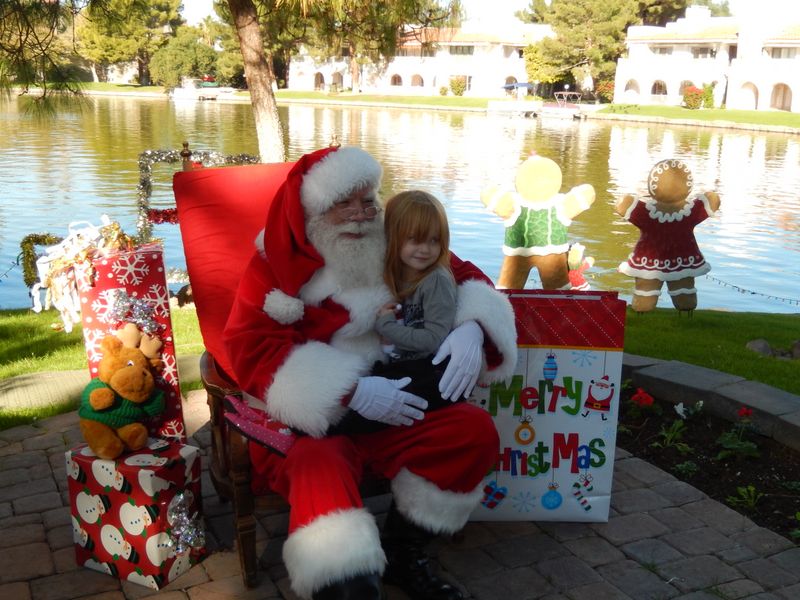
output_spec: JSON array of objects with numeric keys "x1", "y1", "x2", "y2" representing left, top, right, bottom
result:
[{"x1": 223, "y1": 145, "x2": 518, "y2": 600}]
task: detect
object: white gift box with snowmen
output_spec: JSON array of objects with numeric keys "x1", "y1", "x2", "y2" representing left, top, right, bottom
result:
[
  {"x1": 470, "y1": 290, "x2": 626, "y2": 523},
  {"x1": 65, "y1": 438, "x2": 205, "y2": 588}
]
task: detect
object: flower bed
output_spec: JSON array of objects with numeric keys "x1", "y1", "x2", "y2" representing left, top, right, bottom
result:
[{"x1": 617, "y1": 385, "x2": 800, "y2": 542}]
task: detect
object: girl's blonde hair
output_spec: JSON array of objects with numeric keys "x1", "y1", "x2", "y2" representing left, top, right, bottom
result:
[{"x1": 383, "y1": 190, "x2": 452, "y2": 300}]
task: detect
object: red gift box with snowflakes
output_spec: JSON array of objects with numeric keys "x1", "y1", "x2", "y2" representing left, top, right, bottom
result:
[
  {"x1": 65, "y1": 438, "x2": 205, "y2": 589},
  {"x1": 77, "y1": 243, "x2": 186, "y2": 441}
]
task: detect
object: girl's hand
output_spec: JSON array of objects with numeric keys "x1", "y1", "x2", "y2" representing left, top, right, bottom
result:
[{"x1": 378, "y1": 302, "x2": 401, "y2": 317}]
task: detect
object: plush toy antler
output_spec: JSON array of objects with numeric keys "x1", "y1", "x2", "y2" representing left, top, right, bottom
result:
[
  {"x1": 114, "y1": 322, "x2": 143, "y2": 348},
  {"x1": 139, "y1": 334, "x2": 163, "y2": 360},
  {"x1": 113, "y1": 321, "x2": 163, "y2": 371}
]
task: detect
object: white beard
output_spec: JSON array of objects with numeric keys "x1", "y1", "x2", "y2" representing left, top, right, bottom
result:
[
  {"x1": 305, "y1": 214, "x2": 386, "y2": 291},
  {"x1": 302, "y1": 214, "x2": 391, "y2": 361}
]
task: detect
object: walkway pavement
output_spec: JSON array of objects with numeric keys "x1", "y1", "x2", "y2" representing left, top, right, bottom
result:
[{"x1": 1, "y1": 354, "x2": 799, "y2": 600}]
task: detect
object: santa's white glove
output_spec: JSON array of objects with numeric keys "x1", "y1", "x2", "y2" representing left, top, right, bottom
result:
[
  {"x1": 349, "y1": 376, "x2": 427, "y2": 427},
  {"x1": 433, "y1": 320, "x2": 484, "y2": 401}
]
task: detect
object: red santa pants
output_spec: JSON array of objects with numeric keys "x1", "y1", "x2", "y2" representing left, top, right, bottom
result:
[{"x1": 249, "y1": 402, "x2": 499, "y2": 533}]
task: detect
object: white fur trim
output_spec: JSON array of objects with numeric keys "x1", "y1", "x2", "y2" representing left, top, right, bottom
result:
[
  {"x1": 266, "y1": 341, "x2": 370, "y2": 437},
  {"x1": 283, "y1": 508, "x2": 385, "y2": 599},
  {"x1": 299, "y1": 265, "x2": 340, "y2": 306},
  {"x1": 300, "y1": 147, "x2": 383, "y2": 216},
  {"x1": 254, "y1": 228, "x2": 266, "y2": 258},
  {"x1": 334, "y1": 285, "x2": 393, "y2": 337},
  {"x1": 263, "y1": 289, "x2": 305, "y2": 324},
  {"x1": 455, "y1": 279, "x2": 517, "y2": 383},
  {"x1": 668, "y1": 287, "x2": 697, "y2": 296},
  {"x1": 632, "y1": 288, "x2": 662, "y2": 297},
  {"x1": 391, "y1": 468, "x2": 483, "y2": 535}
]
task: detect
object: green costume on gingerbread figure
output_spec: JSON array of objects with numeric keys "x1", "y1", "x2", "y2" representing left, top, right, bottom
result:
[{"x1": 482, "y1": 153, "x2": 595, "y2": 289}]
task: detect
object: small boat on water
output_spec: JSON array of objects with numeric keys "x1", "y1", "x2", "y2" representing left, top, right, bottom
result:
[{"x1": 170, "y1": 77, "x2": 235, "y2": 101}]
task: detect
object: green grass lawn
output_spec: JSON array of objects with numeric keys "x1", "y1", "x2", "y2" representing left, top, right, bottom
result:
[
  {"x1": 622, "y1": 308, "x2": 800, "y2": 395},
  {"x1": 600, "y1": 104, "x2": 800, "y2": 129},
  {"x1": 82, "y1": 82, "x2": 166, "y2": 94},
  {"x1": 0, "y1": 307, "x2": 205, "y2": 430},
  {"x1": 0, "y1": 307, "x2": 205, "y2": 381},
  {"x1": 2, "y1": 304, "x2": 798, "y2": 391}
]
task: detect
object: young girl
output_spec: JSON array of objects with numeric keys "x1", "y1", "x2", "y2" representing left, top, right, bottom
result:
[
  {"x1": 328, "y1": 190, "x2": 458, "y2": 435},
  {"x1": 372, "y1": 190, "x2": 458, "y2": 409}
]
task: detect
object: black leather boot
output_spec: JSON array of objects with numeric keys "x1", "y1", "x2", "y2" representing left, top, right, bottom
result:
[
  {"x1": 312, "y1": 573, "x2": 385, "y2": 600},
  {"x1": 382, "y1": 505, "x2": 464, "y2": 600}
]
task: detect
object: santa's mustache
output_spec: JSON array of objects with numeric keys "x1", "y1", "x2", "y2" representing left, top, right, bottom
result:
[{"x1": 332, "y1": 218, "x2": 381, "y2": 237}]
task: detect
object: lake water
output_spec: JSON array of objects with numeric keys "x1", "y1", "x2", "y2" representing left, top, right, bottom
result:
[{"x1": 1, "y1": 96, "x2": 798, "y2": 313}]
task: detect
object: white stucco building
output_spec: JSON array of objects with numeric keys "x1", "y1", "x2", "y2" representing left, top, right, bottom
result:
[
  {"x1": 614, "y1": 5, "x2": 800, "y2": 112},
  {"x1": 288, "y1": 22, "x2": 552, "y2": 98}
]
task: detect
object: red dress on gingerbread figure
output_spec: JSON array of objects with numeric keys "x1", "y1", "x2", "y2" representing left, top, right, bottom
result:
[{"x1": 616, "y1": 158, "x2": 721, "y2": 313}]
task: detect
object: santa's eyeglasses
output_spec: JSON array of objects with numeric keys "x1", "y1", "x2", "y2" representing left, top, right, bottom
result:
[{"x1": 335, "y1": 205, "x2": 382, "y2": 221}]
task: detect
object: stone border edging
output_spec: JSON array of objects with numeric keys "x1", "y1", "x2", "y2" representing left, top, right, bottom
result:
[{"x1": 623, "y1": 353, "x2": 800, "y2": 452}]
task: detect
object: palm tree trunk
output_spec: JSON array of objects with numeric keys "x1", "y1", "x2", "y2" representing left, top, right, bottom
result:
[{"x1": 227, "y1": 0, "x2": 286, "y2": 162}]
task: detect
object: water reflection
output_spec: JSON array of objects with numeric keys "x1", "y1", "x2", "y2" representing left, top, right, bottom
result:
[{"x1": 0, "y1": 97, "x2": 798, "y2": 313}]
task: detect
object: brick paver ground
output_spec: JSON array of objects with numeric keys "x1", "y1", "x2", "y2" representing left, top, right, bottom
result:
[{"x1": 1, "y1": 382, "x2": 799, "y2": 599}]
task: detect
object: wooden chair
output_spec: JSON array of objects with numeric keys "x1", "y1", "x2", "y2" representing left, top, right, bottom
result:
[{"x1": 172, "y1": 148, "x2": 389, "y2": 588}]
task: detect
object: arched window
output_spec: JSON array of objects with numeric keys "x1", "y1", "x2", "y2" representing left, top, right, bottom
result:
[
  {"x1": 505, "y1": 76, "x2": 517, "y2": 86},
  {"x1": 314, "y1": 73, "x2": 325, "y2": 91},
  {"x1": 390, "y1": 74, "x2": 403, "y2": 86},
  {"x1": 679, "y1": 80, "x2": 695, "y2": 95},
  {"x1": 740, "y1": 82, "x2": 758, "y2": 110},
  {"x1": 651, "y1": 80, "x2": 668, "y2": 95},
  {"x1": 771, "y1": 83, "x2": 792, "y2": 111},
  {"x1": 411, "y1": 74, "x2": 424, "y2": 87}
]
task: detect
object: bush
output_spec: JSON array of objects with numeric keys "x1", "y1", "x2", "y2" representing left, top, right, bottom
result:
[
  {"x1": 449, "y1": 76, "x2": 466, "y2": 97},
  {"x1": 683, "y1": 85, "x2": 703, "y2": 109},
  {"x1": 702, "y1": 83, "x2": 715, "y2": 108},
  {"x1": 595, "y1": 80, "x2": 615, "y2": 103},
  {"x1": 439, "y1": 86, "x2": 448, "y2": 96}
]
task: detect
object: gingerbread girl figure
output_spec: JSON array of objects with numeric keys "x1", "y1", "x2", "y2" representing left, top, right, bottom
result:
[{"x1": 616, "y1": 158, "x2": 721, "y2": 313}]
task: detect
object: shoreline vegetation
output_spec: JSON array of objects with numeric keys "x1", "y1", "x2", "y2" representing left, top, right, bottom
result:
[{"x1": 17, "y1": 82, "x2": 800, "y2": 133}]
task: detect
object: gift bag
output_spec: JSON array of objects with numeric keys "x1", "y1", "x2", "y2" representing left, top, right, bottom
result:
[
  {"x1": 470, "y1": 290, "x2": 626, "y2": 522},
  {"x1": 65, "y1": 439, "x2": 205, "y2": 589},
  {"x1": 78, "y1": 243, "x2": 186, "y2": 441}
]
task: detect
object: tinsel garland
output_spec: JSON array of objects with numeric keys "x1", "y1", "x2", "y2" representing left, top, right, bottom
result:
[
  {"x1": 167, "y1": 492, "x2": 205, "y2": 554},
  {"x1": 136, "y1": 146, "x2": 259, "y2": 243},
  {"x1": 109, "y1": 289, "x2": 161, "y2": 335},
  {"x1": 20, "y1": 233, "x2": 63, "y2": 287}
]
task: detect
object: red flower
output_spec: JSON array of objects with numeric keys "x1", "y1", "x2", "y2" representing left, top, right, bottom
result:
[
  {"x1": 631, "y1": 388, "x2": 654, "y2": 407},
  {"x1": 737, "y1": 406, "x2": 753, "y2": 418}
]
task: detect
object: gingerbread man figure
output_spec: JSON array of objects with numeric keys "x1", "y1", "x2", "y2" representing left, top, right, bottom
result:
[{"x1": 482, "y1": 154, "x2": 595, "y2": 290}]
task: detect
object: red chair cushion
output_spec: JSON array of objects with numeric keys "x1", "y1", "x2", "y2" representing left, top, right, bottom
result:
[{"x1": 173, "y1": 162, "x2": 295, "y2": 380}]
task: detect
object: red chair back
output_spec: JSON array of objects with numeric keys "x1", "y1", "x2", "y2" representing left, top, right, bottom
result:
[{"x1": 173, "y1": 162, "x2": 295, "y2": 380}]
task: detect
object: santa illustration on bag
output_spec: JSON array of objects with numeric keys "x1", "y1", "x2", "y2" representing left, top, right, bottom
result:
[{"x1": 582, "y1": 375, "x2": 615, "y2": 420}]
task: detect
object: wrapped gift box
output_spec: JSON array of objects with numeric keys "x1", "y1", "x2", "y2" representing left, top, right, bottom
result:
[
  {"x1": 470, "y1": 290, "x2": 626, "y2": 523},
  {"x1": 65, "y1": 439, "x2": 205, "y2": 589},
  {"x1": 78, "y1": 243, "x2": 186, "y2": 441}
]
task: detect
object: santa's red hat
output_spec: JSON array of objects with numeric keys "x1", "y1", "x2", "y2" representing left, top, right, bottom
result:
[{"x1": 258, "y1": 146, "x2": 383, "y2": 309}]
